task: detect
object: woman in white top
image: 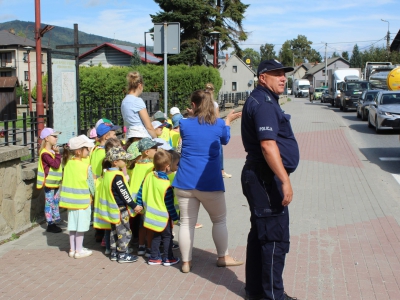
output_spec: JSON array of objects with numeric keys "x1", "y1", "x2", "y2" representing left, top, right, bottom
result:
[{"x1": 121, "y1": 72, "x2": 157, "y2": 139}]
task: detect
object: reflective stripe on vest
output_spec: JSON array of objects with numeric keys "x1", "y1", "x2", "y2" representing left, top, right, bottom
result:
[
  {"x1": 36, "y1": 149, "x2": 62, "y2": 189},
  {"x1": 95, "y1": 170, "x2": 136, "y2": 225},
  {"x1": 90, "y1": 146, "x2": 105, "y2": 178},
  {"x1": 59, "y1": 159, "x2": 91, "y2": 210},
  {"x1": 129, "y1": 162, "x2": 154, "y2": 194},
  {"x1": 142, "y1": 172, "x2": 171, "y2": 232}
]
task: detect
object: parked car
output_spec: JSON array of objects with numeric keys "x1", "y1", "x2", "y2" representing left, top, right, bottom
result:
[
  {"x1": 313, "y1": 88, "x2": 326, "y2": 100},
  {"x1": 367, "y1": 91, "x2": 400, "y2": 133},
  {"x1": 356, "y1": 90, "x2": 380, "y2": 121},
  {"x1": 321, "y1": 89, "x2": 330, "y2": 103}
]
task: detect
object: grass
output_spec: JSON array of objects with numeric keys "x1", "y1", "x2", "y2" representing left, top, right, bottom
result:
[{"x1": 0, "y1": 116, "x2": 32, "y2": 130}]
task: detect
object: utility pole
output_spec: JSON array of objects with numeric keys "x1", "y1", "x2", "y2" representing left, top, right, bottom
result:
[
  {"x1": 381, "y1": 19, "x2": 390, "y2": 58},
  {"x1": 324, "y1": 43, "x2": 328, "y2": 86}
]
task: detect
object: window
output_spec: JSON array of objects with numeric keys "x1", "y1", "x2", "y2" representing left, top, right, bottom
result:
[
  {"x1": 23, "y1": 52, "x2": 28, "y2": 62},
  {"x1": 232, "y1": 82, "x2": 237, "y2": 91},
  {"x1": 0, "y1": 52, "x2": 12, "y2": 63},
  {"x1": 24, "y1": 71, "x2": 29, "y2": 81},
  {"x1": 232, "y1": 66, "x2": 237, "y2": 73},
  {"x1": 41, "y1": 54, "x2": 44, "y2": 64},
  {"x1": 0, "y1": 71, "x2": 12, "y2": 77}
]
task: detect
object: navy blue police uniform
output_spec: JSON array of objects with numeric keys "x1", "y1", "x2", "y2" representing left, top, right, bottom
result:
[{"x1": 241, "y1": 63, "x2": 299, "y2": 300}]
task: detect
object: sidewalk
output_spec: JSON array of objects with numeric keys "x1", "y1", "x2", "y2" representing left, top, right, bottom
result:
[{"x1": 1, "y1": 97, "x2": 400, "y2": 299}]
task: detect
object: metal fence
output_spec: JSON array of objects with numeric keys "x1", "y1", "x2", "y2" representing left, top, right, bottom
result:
[
  {"x1": 217, "y1": 91, "x2": 249, "y2": 111},
  {"x1": 0, "y1": 112, "x2": 47, "y2": 163}
]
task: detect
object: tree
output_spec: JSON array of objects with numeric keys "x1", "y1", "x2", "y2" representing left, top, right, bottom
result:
[
  {"x1": 350, "y1": 44, "x2": 362, "y2": 68},
  {"x1": 308, "y1": 49, "x2": 322, "y2": 63},
  {"x1": 242, "y1": 48, "x2": 260, "y2": 70},
  {"x1": 279, "y1": 40, "x2": 293, "y2": 67},
  {"x1": 331, "y1": 51, "x2": 339, "y2": 58},
  {"x1": 150, "y1": 0, "x2": 249, "y2": 65},
  {"x1": 260, "y1": 43, "x2": 276, "y2": 61},
  {"x1": 130, "y1": 48, "x2": 142, "y2": 67},
  {"x1": 341, "y1": 51, "x2": 349, "y2": 61},
  {"x1": 290, "y1": 35, "x2": 313, "y2": 63}
]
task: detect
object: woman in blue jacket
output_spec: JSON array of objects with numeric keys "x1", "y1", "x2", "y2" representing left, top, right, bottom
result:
[{"x1": 173, "y1": 90, "x2": 242, "y2": 273}]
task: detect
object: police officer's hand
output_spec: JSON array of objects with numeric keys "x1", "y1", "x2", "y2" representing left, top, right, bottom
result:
[{"x1": 281, "y1": 180, "x2": 293, "y2": 206}]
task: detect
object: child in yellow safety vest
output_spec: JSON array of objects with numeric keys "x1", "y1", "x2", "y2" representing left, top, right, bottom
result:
[
  {"x1": 130, "y1": 137, "x2": 163, "y2": 257},
  {"x1": 99, "y1": 146, "x2": 143, "y2": 263},
  {"x1": 59, "y1": 136, "x2": 96, "y2": 259},
  {"x1": 136, "y1": 150, "x2": 180, "y2": 266},
  {"x1": 170, "y1": 113, "x2": 183, "y2": 150},
  {"x1": 36, "y1": 128, "x2": 63, "y2": 233},
  {"x1": 153, "y1": 111, "x2": 172, "y2": 144}
]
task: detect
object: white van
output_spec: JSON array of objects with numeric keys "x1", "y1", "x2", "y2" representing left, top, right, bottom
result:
[{"x1": 293, "y1": 79, "x2": 310, "y2": 98}]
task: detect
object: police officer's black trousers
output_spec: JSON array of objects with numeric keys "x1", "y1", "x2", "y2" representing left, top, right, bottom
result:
[{"x1": 241, "y1": 163, "x2": 290, "y2": 300}]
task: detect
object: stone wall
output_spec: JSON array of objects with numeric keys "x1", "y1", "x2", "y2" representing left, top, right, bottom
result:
[{"x1": 0, "y1": 146, "x2": 44, "y2": 238}]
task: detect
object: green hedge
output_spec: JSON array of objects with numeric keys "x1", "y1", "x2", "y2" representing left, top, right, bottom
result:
[{"x1": 79, "y1": 64, "x2": 222, "y2": 109}]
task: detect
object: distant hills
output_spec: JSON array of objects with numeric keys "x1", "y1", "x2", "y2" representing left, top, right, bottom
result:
[{"x1": 0, "y1": 20, "x2": 150, "y2": 54}]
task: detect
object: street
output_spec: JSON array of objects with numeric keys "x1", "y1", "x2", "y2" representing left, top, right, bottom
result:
[{"x1": 1, "y1": 96, "x2": 400, "y2": 299}]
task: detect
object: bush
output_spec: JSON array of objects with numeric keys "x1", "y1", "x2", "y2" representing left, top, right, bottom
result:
[{"x1": 79, "y1": 64, "x2": 222, "y2": 109}]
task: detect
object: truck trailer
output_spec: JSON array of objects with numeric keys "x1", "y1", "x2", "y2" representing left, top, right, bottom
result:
[
  {"x1": 327, "y1": 68, "x2": 362, "y2": 108},
  {"x1": 293, "y1": 79, "x2": 310, "y2": 98}
]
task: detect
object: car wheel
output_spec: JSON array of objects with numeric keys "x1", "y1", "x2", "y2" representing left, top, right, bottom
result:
[
  {"x1": 356, "y1": 108, "x2": 361, "y2": 118},
  {"x1": 343, "y1": 105, "x2": 348, "y2": 112},
  {"x1": 331, "y1": 100, "x2": 334, "y2": 107},
  {"x1": 368, "y1": 114, "x2": 372, "y2": 128},
  {"x1": 340, "y1": 103, "x2": 343, "y2": 111},
  {"x1": 361, "y1": 109, "x2": 367, "y2": 121},
  {"x1": 375, "y1": 118, "x2": 381, "y2": 133}
]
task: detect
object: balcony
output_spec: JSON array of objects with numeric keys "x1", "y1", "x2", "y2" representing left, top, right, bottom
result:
[{"x1": 0, "y1": 59, "x2": 16, "y2": 69}]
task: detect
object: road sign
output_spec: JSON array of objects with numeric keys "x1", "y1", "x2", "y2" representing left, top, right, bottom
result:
[{"x1": 153, "y1": 23, "x2": 180, "y2": 54}]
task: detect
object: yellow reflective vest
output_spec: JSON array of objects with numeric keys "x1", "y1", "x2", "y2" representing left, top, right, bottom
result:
[
  {"x1": 167, "y1": 172, "x2": 180, "y2": 216},
  {"x1": 90, "y1": 146, "x2": 105, "y2": 178},
  {"x1": 96, "y1": 170, "x2": 136, "y2": 224},
  {"x1": 129, "y1": 162, "x2": 154, "y2": 195},
  {"x1": 169, "y1": 130, "x2": 180, "y2": 149},
  {"x1": 142, "y1": 172, "x2": 171, "y2": 232},
  {"x1": 59, "y1": 159, "x2": 91, "y2": 210},
  {"x1": 159, "y1": 127, "x2": 172, "y2": 145},
  {"x1": 36, "y1": 148, "x2": 63, "y2": 189},
  {"x1": 93, "y1": 177, "x2": 111, "y2": 229}
]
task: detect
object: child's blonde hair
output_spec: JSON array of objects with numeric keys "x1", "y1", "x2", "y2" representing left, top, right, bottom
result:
[{"x1": 153, "y1": 150, "x2": 171, "y2": 171}]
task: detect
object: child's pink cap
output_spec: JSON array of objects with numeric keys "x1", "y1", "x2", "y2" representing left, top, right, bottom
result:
[{"x1": 89, "y1": 128, "x2": 97, "y2": 139}]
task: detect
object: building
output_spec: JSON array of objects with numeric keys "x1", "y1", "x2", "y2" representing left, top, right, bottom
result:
[
  {"x1": 0, "y1": 29, "x2": 48, "y2": 91},
  {"x1": 303, "y1": 57, "x2": 350, "y2": 87},
  {"x1": 218, "y1": 54, "x2": 256, "y2": 93},
  {"x1": 79, "y1": 43, "x2": 161, "y2": 67},
  {"x1": 0, "y1": 77, "x2": 19, "y2": 120},
  {"x1": 287, "y1": 63, "x2": 313, "y2": 81},
  {"x1": 390, "y1": 29, "x2": 400, "y2": 52}
]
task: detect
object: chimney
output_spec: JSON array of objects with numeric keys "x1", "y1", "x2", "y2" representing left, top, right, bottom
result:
[
  {"x1": 9, "y1": 28, "x2": 15, "y2": 35},
  {"x1": 226, "y1": 54, "x2": 229, "y2": 62}
]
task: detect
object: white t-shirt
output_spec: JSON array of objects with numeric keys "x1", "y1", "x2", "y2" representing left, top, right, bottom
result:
[{"x1": 121, "y1": 94, "x2": 151, "y2": 137}]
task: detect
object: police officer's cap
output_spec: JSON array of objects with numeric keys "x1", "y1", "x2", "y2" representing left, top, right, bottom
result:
[{"x1": 257, "y1": 59, "x2": 294, "y2": 77}]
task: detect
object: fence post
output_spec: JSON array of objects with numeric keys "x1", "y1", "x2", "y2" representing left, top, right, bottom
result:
[
  {"x1": 4, "y1": 114, "x2": 8, "y2": 145},
  {"x1": 11, "y1": 113, "x2": 17, "y2": 145},
  {"x1": 22, "y1": 112, "x2": 27, "y2": 146},
  {"x1": 30, "y1": 111, "x2": 35, "y2": 161}
]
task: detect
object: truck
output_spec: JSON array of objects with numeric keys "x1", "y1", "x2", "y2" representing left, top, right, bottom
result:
[
  {"x1": 364, "y1": 62, "x2": 395, "y2": 90},
  {"x1": 327, "y1": 68, "x2": 362, "y2": 108},
  {"x1": 338, "y1": 76, "x2": 370, "y2": 111},
  {"x1": 293, "y1": 79, "x2": 310, "y2": 98}
]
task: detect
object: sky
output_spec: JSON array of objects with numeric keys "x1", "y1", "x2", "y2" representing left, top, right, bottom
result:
[{"x1": 1, "y1": 0, "x2": 399, "y2": 58}]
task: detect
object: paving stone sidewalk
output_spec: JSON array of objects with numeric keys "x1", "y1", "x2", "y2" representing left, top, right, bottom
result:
[{"x1": 1, "y1": 97, "x2": 400, "y2": 299}]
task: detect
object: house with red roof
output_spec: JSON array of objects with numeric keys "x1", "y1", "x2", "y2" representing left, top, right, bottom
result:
[{"x1": 79, "y1": 42, "x2": 162, "y2": 67}]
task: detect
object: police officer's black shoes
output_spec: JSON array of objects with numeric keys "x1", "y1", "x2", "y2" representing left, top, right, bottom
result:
[
  {"x1": 244, "y1": 294, "x2": 263, "y2": 300},
  {"x1": 284, "y1": 291, "x2": 298, "y2": 300}
]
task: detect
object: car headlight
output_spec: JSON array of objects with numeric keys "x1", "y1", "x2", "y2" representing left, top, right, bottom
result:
[
  {"x1": 378, "y1": 110, "x2": 392, "y2": 116},
  {"x1": 345, "y1": 96, "x2": 350, "y2": 100}
]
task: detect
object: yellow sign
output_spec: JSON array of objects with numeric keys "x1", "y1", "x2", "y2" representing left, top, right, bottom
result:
[
  {"x1": 387, "y1": 67, "x2": 400, "y2": 91},
  {"x1": 245, "y1": 58, "x2": 251, "y2": 64}
]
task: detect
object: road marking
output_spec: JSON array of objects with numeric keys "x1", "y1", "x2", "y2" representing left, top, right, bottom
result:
[
  {"x1": 379, "y1": 157, "x2": 400, "y2": 161},
  {"x1": 392, "y1": 174, "x2": 400, "y2": 185}
]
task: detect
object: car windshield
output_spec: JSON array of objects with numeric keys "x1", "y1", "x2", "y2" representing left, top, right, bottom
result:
[
  {"x1": 347, "y1": 82, "x2": 369, "y2": 91},
  {"x1": 381, "y1": 94, "x2": 400, "y2": 105},
  {"x1": 315, "y1": 88, "x2": 324, "y2": 92},
  {"x1": 299, "y1": 85, "x2": 310, "y2": 89}
]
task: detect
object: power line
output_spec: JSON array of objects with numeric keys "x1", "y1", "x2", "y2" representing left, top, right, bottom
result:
[{"x1": 239, "y1": 38, "x2": 386, "y2": 47}]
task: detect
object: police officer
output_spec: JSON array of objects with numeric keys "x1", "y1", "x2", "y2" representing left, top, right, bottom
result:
[{"x1": 241, "y1": 60, "x2": 300, "y2": 300}]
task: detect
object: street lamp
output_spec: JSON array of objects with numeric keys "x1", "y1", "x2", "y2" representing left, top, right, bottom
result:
[
  {"x1": 24, "y1": 46, "x2": 33, "y2": 112},
  {"x1": 144, "y1": 32, "x2": 151, "y2": 65},
  {"x1": 210, "y1": 31, "x2": 220, "y2": 68},
  {"x1": 381, "y1": 19, "x2": 390, "y2": 55}
]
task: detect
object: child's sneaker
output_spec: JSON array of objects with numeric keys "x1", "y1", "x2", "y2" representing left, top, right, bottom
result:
[
  {"x1": 118, "y1": 253, "x2": 138, "y2": 264},
  {"x1": 148, "y1": 258, "x2": 163, "y2": 265},
  {"x1": 163, "y1": 257, "x2": 180, "y2": 266},
  {"x1": 68, "y1": 250, "x2": 75, "y2": 258},
  {"x1": 105, "y1": 249, "x2": 111, "y2": 256},
  {"x1": 74, "y1": 248, "x2": 93, "y2": 259},
  {"x1": 127, "y1": 247, "x2": 134, "y2": 254},
  {"x1": 137, "y1": 246, "x2": 146, "y2": 256},
  {"x1": 145, "y1": 248, "x2": 151, "y2": 258},
  {"x1": 110, "y1": 252, "x2": 118, "y2": 261}
]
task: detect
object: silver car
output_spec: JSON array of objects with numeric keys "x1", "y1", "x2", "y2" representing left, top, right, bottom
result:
[{"x1": 368, "y1": 91, "x2": 400, "y2": 133}]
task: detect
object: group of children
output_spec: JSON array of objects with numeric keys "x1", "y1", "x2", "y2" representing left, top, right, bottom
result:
[{"x1": 36, "y1": 108, "x2": 185, "y2": 265}]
